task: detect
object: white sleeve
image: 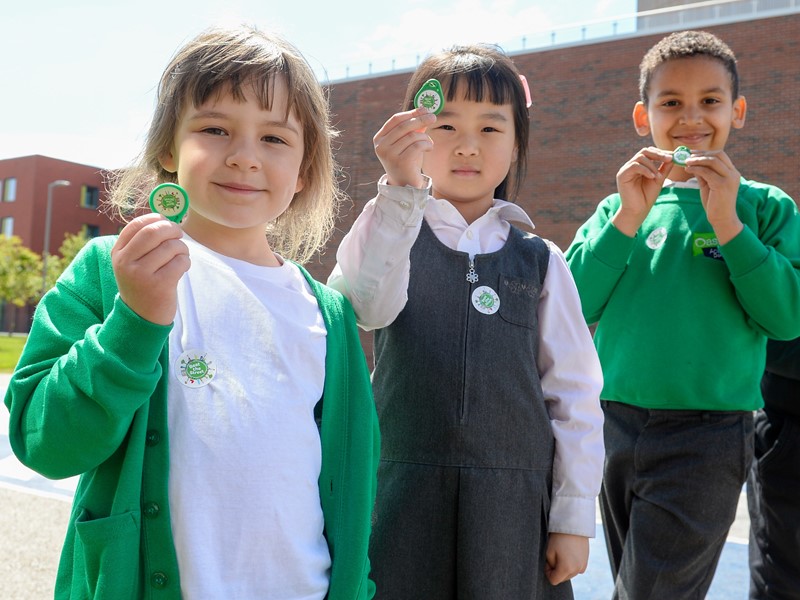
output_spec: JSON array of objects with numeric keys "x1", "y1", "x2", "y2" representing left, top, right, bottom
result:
[
  {"x1": 327, "y1": 176, "x2": 431, "y2": 330},
  {"x1": 537, "y1": 241, "x2": 605, "y2": 538}
]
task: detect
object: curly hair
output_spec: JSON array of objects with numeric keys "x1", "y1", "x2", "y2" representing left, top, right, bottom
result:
[{"x1": 639, "y1": 30, "x2": 739, "y2": 106}]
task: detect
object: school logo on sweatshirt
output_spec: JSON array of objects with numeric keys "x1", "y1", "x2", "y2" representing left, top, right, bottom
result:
[
  {"x1": 176, "y1": 350, "x2": 217, "y2": 388},
  {"x1": 692, "y1": 233, "x2": 724, "y2": 261}
]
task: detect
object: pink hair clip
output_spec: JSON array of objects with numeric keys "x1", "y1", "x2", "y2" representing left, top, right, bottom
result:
[{"x1": 519, "y1": 75, "x2": 532, "y2": 108}]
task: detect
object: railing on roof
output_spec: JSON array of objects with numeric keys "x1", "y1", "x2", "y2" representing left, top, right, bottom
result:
[{"x1": 323, "y1": 0, "x2": 799, "y2": 82}]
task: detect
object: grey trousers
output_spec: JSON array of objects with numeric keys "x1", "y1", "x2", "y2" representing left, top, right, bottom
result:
[
  {"x1": 747, "y1": 407, "x2": 800, "y2": 599},
  {"x1": 368, "y1": 461, "x2": 573, "y2": 600},
  {"x1": 599, "y1": 401, "x2": 753, "y2": 600}
]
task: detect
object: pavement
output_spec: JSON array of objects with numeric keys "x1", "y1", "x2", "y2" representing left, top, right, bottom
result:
[{"x1": 0, "y1": 373, "x2": 751, "y2": 599}]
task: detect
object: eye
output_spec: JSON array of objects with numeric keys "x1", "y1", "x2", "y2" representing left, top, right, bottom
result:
[
  {"x1": 202, "y1": 127, "x2": 227, "y2": 136},
  {"x1": 661, "y1": 99, "x2": 680, "y2": 108},
  {"x1": 262, "y1": 134, "x2": 287, "y2": 144},
  {"x1": 482, "y1": 126, "x2": 500, "y2": 133},
  {"x1": 435, "y1": 124, "x2": 455, "y2": 131},
  {"x1": 702, "y1": 97, "x2": 721, "y2": 105}
]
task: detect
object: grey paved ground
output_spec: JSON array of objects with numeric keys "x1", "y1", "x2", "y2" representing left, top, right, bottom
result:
[{"x1": 1, "y1": 373, "x2": 751, "y2": 598}]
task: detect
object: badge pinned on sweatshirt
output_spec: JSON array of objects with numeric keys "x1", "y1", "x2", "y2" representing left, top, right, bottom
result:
[
  {"x1": 150, "y1": 183, "x2": 189, "y2": 223},
  {"x1": 414, "y1": 79, "x2": 445, "y2": 115},
  {"x1": 176, "y1": 350, "x2": 216, "y2": 388},
  {"x1": 471, "y1": 285, "x2": 500, "y2": 315}
]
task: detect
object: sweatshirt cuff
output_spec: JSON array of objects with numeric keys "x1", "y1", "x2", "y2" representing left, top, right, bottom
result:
[
  {"x1": 549, "y1": 495, "x2": 597, "y2": 538},
  {"x1": 95, "y1": 294, "x2": 173, "y2": 374},
  {"x1": 719, "y1": 224, "x2": 770, "y2": 278},
  {"x1": 588, "y1": 220, "x2": 637, "y2": 271}
]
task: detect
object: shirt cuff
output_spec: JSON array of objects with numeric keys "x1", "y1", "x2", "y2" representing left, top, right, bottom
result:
[
  {"x1": 549, "y1": 495, "x2": 598, "y2": 538},
  {"x1": 376, "y1": 174, "x2": 431, "y2": 227}
]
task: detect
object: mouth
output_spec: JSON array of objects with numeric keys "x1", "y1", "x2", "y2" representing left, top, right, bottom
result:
[
  {"x1": 216, "y1": 182, "x2": 263, "y2": 193},
  {"x1": 674, "y1": 133, "x2": 711, "y2": 146},
  {"x1": 451, "y1": 167, "x2": 480, "y2": 176}
]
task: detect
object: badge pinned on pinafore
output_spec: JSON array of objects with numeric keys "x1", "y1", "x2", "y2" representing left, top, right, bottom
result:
[
  {"x1": 471, "y1": 285, "x2": 500, "y2": 315},
  {"x1": 175, "y1": 350, "x2": 216, "y2": 388}
]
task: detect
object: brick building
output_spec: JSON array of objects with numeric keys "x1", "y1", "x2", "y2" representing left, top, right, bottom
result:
[
  {"x1": 2, "y1": 3, "x2": 798, "y2": 336},
  {"x1": 0, "y1": 155, "x2": 120, "y2": 331}
]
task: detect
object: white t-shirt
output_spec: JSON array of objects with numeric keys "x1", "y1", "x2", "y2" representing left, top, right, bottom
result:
[{"x1": 167, "y1": 236, "x2": 330, "y2": 599}]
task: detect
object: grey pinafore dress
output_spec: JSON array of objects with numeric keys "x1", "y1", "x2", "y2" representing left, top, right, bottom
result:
[{"x1": 369, "y1": 221, "x2": 573, "y2": 599}]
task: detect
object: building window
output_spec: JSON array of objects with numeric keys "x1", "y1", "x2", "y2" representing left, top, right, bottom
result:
[
  {"x1": 2, "y1": 177, "x2": 16, "y2": 202},
  {"x1": 84, "y1": 225, "x2": 100, "y2": 238},
  {"x1": 80, "y1": 186, "x2": 100, "y2": 209},
  {"x1": 1, "y1": 216, "x2": 13, "y2": 236}
]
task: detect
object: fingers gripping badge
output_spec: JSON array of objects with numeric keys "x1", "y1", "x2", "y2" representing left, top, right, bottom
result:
[
  {"x1": 150, "y1": 183, "x2": 189, "y2": 223},
  {"x1": 414, "y1": 79, "x2": 445, "y2": 115},
  {"x1": 672, "y1": 146, "x2": 692, "y2": 167}
]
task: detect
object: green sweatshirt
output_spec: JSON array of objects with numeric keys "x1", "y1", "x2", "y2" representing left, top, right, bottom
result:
[
  {"x1": 4, "y1": 237, "x2": 380, "y2": 600},
  {"x1": 566, "y1": 179, "x2": 800, "y2": 411}
]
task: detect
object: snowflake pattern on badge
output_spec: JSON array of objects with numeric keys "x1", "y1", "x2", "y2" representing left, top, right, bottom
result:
[{"x1": 175, "y1": 350, "x2": 216, "y2": 388}]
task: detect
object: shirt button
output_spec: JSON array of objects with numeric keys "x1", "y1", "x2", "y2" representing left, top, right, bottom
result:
[
  {"x1": 466, "y1": 230, "x2": 474, "y2": 240},
  {"x1": 143, "y1": 502, "x2": 160, "y2": 518},
  {"x1": 151, "y1": 572, "x2": 168, "y2": 589},
  {"x1": 399, "y1": 200, "x2": 410, "y2": 209},
  {"x1": 145, "y1": 430, "x2": 161, "y2": 446}
]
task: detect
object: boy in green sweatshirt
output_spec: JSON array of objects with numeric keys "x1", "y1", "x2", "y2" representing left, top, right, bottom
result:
[{"x1": 565, "y1": 30, "x2": 800, "y2": 599}]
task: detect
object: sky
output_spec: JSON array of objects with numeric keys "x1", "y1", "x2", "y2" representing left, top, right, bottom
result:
[{"x1": 0, "y1": 0, "x2": 637, "y2": 170}]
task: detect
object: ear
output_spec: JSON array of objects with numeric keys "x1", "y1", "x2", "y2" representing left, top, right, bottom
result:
[
  {"x1": 512, "y1": 145, "x2": 519, "y2": 163},
  {"x1": 294, "y1": 175, "x2": 305, "y2": 195},
  {"x1": 632, "y1": 101, "x2": 650, "y2": 137},
  {"x1": 732, "y1": 95, "x2": 747, "y2": 130},
  {"x1": 159, "y1": 150, "x2": 177, "y2": 174}
]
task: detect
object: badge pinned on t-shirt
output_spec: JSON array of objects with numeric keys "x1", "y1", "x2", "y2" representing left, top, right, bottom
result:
[
  {"x1": 471, "y1": 285, "x2": 500, "y2": 315},
  {"x1": 175, "y1": 350, "x2": 217, "y2": 388}
]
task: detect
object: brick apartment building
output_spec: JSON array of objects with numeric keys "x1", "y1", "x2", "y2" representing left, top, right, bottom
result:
[
  {"x1": 1, "y1": 1, "x2": 798, "y2": 336},
  {"x1": 0, "y1": 155, "x2": 121, "y2": 331}
]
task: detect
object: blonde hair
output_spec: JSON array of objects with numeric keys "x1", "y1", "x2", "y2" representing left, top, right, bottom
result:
[{"x1": 106, "y1": 25, "x2": 343, "y2": 263}]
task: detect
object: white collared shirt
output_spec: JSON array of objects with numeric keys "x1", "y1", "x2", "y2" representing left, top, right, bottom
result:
[{"x1": 328, "y1": 176, "x2": 605, "y2": 537}]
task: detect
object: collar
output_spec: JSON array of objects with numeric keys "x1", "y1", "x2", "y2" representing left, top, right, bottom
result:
[{"x1": 427, "y1": 196, "x2": 536, "y2": 234}]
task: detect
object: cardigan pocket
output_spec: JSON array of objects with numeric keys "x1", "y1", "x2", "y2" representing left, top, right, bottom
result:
[{"x1": 68, "y1": 508, "x2": 142, "y2": 600}]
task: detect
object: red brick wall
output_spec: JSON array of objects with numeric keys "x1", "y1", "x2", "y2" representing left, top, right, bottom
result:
[{"x1": 309, "y1": 15, "x2": 800, "y2": 361}]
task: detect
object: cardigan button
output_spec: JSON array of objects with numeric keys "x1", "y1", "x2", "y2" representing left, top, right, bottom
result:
[
  {"x1": 143, "y1": 502, "x2": 160, "y2": 518},
  {"x1": 145, "y1": 430, "x2": 161, "y2": 446},
  {"x1": 151, "y1": 572, "x2": 168, "y2": 589}
]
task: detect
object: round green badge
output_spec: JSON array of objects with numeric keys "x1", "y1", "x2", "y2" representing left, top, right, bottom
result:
[
  {"x1": 414, "y1": 79, "x2": 445, "y2": 115},
  {"x1": 149, "y1": 183, "x2": 189, "y2": 223},
  {"x1": 672, "y1": 146, "x2": 692, "y2": 166}
]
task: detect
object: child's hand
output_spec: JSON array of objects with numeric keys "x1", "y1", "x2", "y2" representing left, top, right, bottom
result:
[
  {"x1": 372, "y1": 107, "x2": 437, "y2": 189},
  {"x1": 111, "y1": 212, "x2": 190, "y2": 325},
  {"x1": 545, "y1": 532, "x2": 589, "y2": 586},
  {"x1": 612, "y1": 146, "x2": 672, "y2": 237},
  {"x1": 684, "y1": 150, "x2": 744, "y2": 244}
]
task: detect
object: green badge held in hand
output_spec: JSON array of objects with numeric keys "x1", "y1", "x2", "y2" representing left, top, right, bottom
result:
[
  {"x1": 149, "y1": 183, "x2": 189, "y2": 223},
  {"x1": 672, "y1": 146, "x2": 692, "y2": 166},
  {"x1": 414, "y1": 79, "x2": 445, "y2": 115}
]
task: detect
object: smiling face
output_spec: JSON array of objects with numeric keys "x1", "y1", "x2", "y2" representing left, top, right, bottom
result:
[
  {"x1": 159, "y1": 75, "x2": 305, "y2": 261},
  {"x1": 422, "y1": 87, "x2": 518, "y2": 223},
  {"x1": 633, "y1": 56, "x2": 746, "y2": 181}
]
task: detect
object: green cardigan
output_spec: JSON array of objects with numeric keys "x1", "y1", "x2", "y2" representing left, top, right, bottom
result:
[{"x1": 5, "y1": 237, "x2": 379, "y2": 599}]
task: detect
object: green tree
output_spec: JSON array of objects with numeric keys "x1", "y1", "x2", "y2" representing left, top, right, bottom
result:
[
  {"x1": 45, "y1": 230, "x2": 90, "y2": 291},
  {"x1": 0, "y1": 235, "x2": 43, "y2": 334}
]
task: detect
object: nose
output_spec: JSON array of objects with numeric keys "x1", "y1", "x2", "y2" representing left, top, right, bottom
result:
[
  {"x1": 226, "y1": 138, "x2": 260, "y2": 171},
  {"x1": 455, "y1": 132, "x2": 479, "y2": 156},
  {"x1": 679, "y1": 105, "x2": 703, "y2": 125}
]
